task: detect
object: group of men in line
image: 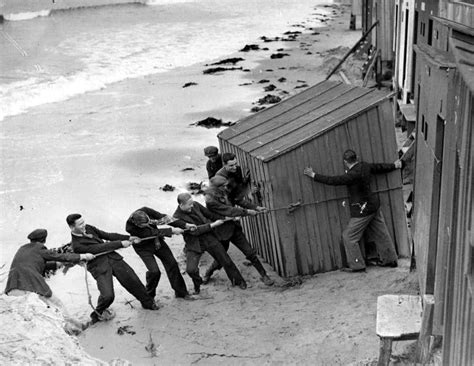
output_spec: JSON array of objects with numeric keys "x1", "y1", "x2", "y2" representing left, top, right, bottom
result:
[
  {"x1": 4, "y1": 145, "x2": 403, "y2": 329},
  {"x1": 4, "y1": 147, "x2": 274, "y2": 328}
]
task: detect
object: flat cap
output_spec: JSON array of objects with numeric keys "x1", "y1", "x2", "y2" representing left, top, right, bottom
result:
[
  {"x1": 209, "y1": 175, "x2": 228, "y2": 187},
  {"x1": 27, "y1": 229, "x2": 48, "y2": 242},
  {"x1": 204, "y1": 146, "x2": 219, "y2": 157},
  {"x1": 130, "y1": 210, "x2": 149, "y2": 225}
]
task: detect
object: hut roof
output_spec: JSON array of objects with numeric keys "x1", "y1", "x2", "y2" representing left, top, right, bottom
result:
[{"x1": 218, "y1": 81, "x2": 393, "y2": 162}]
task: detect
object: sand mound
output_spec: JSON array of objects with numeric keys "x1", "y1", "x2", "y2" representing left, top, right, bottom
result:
[{"x1": 0, "y1": 293, "x2": 107, "y2": 365}]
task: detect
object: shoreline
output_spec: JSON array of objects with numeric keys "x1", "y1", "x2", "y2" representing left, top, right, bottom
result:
[{"x1": 0, "y1": 0, "x2": 144, "y2": 18}]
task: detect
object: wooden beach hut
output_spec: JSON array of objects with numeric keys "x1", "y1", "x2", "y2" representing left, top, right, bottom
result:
[
  {"x1": 409, "y1": 1, "x2": 473, "y2": 363},
  {"x1": 218, "y1": 81, "x2": 410, "y2": 277}
]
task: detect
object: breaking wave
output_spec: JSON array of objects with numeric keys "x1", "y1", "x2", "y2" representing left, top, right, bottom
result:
[{"x1": 2, "y1": 9, "x2": 51, "y2": 21}]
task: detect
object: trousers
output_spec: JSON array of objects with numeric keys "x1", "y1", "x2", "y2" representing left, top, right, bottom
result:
[
  {"x1": 93, "y1": 258, "x2": 154, "y2": 314},
  {"x1": 186, "y1": 234, "x2": 245, "y2": 290},
  {"x1": 342, "y1": 209, "x2": 398, "y2": 270},
  {"x1": 134, "y1": 242, "x2": 188, "y2": 298},
  {"x1": 207, "y1": 226, "x2": 267, "y2": 276}
]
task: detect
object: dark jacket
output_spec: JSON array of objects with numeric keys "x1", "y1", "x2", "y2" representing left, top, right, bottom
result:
[
  {"x1": 312, "y1": 161, "x2": 397, "y2": 217},
  {"x1": 71, "y1": 225, "x2": 128, "y2": 278},
  {"x1": 206, "y1": 154, "x2": 223, "y2": 179},
  {"x1": 172, "y1": 202, "x2": 222, "y2": 253},
  {"x1": 204, "y1": 186, "x2": 256, "y2": 241},
  {"x1": 125, "y1": 207, "x2": 173, "y2": 253},
  {"x1": 5, "y1": 242, "x2": 81, "y2": 297},
  {"x1": 215, "y1": 166, "x2": 250, "y2": 202}
]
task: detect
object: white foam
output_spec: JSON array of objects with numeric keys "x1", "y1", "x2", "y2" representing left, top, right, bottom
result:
[
  {"x1": 0, "y1": 0, "x2": 328, "y2": 121},
  {"x1": 3, "y1": 9, "x2": 51, "y2": 21},
  {"x1": 145, "y1": 0, "x2": 196, "y2": 4}
]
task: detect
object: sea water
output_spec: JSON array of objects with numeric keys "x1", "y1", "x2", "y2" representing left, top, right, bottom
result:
[{"x1": 0, "y1": 0, "x2": 328, "y2": 121}]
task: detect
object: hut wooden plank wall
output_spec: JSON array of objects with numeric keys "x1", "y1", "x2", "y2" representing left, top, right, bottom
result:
[
  {"x1": 218, "y1": 81, "x2": 410, "y2": 277},
  {"x1": 412, "y1": 43, "x2": 455, "y2": 298},
  {"x1": 441, "y1": 45, "x2": 474, "y2": 366}
]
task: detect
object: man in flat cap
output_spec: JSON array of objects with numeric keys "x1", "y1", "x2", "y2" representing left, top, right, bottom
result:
[
  {"x1": 5, "y1": 229, "x2": 95, "y2": 333},
  {"x1": 5, "y1": 229, "x2": 94, "y2": 298},
  {"x1": 67, "y1": 214, "x2": 158, "y2": 324},
  {"x1": 172, "y1": 193, "x2": 247, "y2": 294},
  {"x1": 304, "y1": 149, "x2": 401, "y2": 272},
  {"x1": 204, "y1": 146, "x2": 223, "y2": 179},
  {"x1": 203, "y1": 176, "x2": 274, "y2": 286},
  {"x1": 125, "y1": 207, "x2": 190, "y2": 300}
]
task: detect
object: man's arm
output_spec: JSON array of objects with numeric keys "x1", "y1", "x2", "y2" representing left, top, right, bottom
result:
[
  {"x1": 195, "y1": 202, "x2": 224, "y2": 221},
  {"x1": 369, "y1": 162, "x2": 398, "y2": 174},
  {"x1": 304, "y1": 167, "x2": 359, "y2": 186},
  {"x1": 41, "y1": 248, "x2": 82, "y2": 263},
  {"x1": 72, "y1": 238, "x2": 124, "y2": 255},
  {"x1": 205, "y1": 195, "x2": 248, "y2": 217},
  {"x1": 233, "y1": 197, "x2": 258, "y2": 210},
  {"x1": 88, "y1": 225, "x2": 129, "y2": 242}
]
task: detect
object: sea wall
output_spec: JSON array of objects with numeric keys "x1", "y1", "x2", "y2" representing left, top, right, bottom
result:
[{"x1": 0, "y1": 0, "x2": 145, "y2": 18}]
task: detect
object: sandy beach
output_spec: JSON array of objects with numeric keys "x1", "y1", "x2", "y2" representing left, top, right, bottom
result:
[{"x1": 0, "y1": 1, "x2": 419, "y2": 364}]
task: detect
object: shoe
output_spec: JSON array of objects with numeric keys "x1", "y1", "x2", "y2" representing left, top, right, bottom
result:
[
  {"x1": 261, "y1": 274, "x2": 274, "y2": 286},
  {"x1": 341, "y1": 267, "x2": 366, "y2": 273},
  {"x1": 380, "y1": 261, "x2": 398, "y2": 268},
  {"x1": 238, "y1": 282, "x2": 247, "y2": 290},
  {"x1": 90, "y1": 308, "x2": 116, "y2": 323},
  {"x1": 367, "y1": 259, "x2": 381, "y2": 266},
  {"x1": 142, "y1": 302, "x2": 160, "y2": 310},
  {"x1": 181, "y1": 294, "x2": 197, "y2": 301},
  {"x1": 202, "y1": 274, "x2": 211, "y2": 285},
  {"x1": 90, "y1": 311, "x2": 100, "y2": 324},
  {"x1": 202, "y1": 267, "x2": 215, "y2": 284}
]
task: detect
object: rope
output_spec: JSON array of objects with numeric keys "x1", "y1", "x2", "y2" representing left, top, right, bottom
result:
[
  {"x1": 263, "y1": 185, "x2": 403, "y2": 213},
  {"x1": 83, "y1": 262, "x2": 102, "y2": 318}
]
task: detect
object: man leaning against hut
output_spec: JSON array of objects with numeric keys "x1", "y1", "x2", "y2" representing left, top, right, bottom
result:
[{"x1": 303, "y1": 149, "x2": 402, "y2": 272}]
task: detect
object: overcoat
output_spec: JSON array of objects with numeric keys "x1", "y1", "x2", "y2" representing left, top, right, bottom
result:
[{"x1": 5, "y1": 242, "x2": 81, "y2": 297}]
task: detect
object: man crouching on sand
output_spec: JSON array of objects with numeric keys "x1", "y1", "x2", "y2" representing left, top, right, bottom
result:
[
  {"x1": 67, "y1": 214, "x2": 159, "y2": 324},
  {"x1": 5, "y1": 228, "x2": 95, "y2": 334},
  {"x1": 172, "y1": 193, "x2": 247, "y2": 294}
]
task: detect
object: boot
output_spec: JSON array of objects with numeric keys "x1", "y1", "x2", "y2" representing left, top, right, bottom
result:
[
  {"x1": 260, "y1": 274, "x2": 274, "y2": 286},
  {"x1": 202, "y1": 261, "x2": 219, "y2": 284},
  {"x1": 251, "y1": 258, "x2": 274, "y2": 286}
]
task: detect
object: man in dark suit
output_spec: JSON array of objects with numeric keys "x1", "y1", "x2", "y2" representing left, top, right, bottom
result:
[
  {"x1": 125, "y1": 207, "x2": 189, "y2": 299},
  {"x1": 172, "y1": 193, "x2": 247, "y2": 294},
  {"x1": 67, "y1": 214, "x2": 158, "y2": 324},
  {"x1": 203, "y1": 176, "x2": 274, "y2": 286},
  {"x1": 204, "y1": 146, "x2": 223, "y2": 179},
  {"x1": 303, "y1": 149, "x2": 401, "y2": 271}
]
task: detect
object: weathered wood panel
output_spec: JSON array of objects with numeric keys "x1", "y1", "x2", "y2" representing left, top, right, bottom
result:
[
  {"x1": 412, "y1": 44, "x2": 454, "y2": 296},
  {"x1": 441, "y1": 69, "x2": 474, "y2": 366}
]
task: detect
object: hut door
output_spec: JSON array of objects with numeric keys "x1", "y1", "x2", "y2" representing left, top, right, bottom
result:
[{"x1": 426, "y1": 115, "x2": 446, "y2": 293}]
